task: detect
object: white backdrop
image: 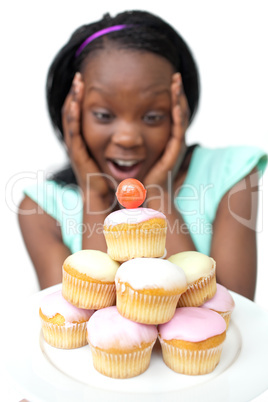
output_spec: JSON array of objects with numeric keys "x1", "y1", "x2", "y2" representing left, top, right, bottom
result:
[
  {"x1": 1, "y1": 0, "x2": 268, "y2": 400},
  {"x1": 2, "y1": 0, "x2": 268, "y2": 303}
]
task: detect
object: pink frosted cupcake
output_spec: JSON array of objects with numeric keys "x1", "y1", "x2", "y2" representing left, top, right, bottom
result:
[
  {"x1": 158, "y1": 307, "x2": 226, "y2": 375},
  {"x1": 115, "y1": 258, "x2": 187, "y2": 324},
  {"x1": 39, "y1": 290, "x2": 94, "y2": 349},
  {"x1": 87, "y1": 306, "x2": 158, "y2": 378},
  {"x1": 201, "y1": 283, "x2": 235, "y2": 329},
  {"x1": 168, "y1": 251, "x2": 216, "y2": 306},
  {"x1": 103, "y1": 208, "x2": 167, "y2": 261}
]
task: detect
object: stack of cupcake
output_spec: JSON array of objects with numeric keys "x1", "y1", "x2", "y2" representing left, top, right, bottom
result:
[{"x1": 39, "y1": 179, "x2": 235, "y2": 379}]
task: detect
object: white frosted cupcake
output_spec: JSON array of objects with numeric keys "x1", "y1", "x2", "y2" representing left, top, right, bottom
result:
[
  {"x1": 39, "y1": 290, "x2": 94, "y2": 349},
  {"x1": 62, "y1": 250, "x2": 120, "y2": 309},
  {"x1": 201, "y1": 283, "x2": 235, "y2": 329},
  {"x1": 103, "y1": 208, "x2": 167, "y2": 261},
  {"x1": 158, "y1": 307, "x2": 226, "y2": 375},
  {"x1": 87, "y1": 306, "x2": 158, "y2": 378},
  {"x1": 115, "y1": 258, "x2": 187, "y2": 324},
  {"x1": 168, "y1": 251, "x2": 216, "y2": 307}
]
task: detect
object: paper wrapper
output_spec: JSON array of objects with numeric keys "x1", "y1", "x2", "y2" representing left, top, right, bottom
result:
[
  {"x1": 159, "y1": 338, "x2": 224, "y2": 375},
  {"x1": 116, "y1": 282, "x2": 180, "y2": 324},
  {"x1": 62, "y1": 268, "x2": 116, "y2": 309},
  {"x1": 40, "y1": 319, "x2": 88, "y2": 349},
  {"x1": 103, "y1": 227, "x2": 167, "y2": 261},
  {"x1": 218, "y1": 311, "x2": 232, "y2": 330},
  {"x1": 178, "y1": 268, "x2": 217, "y2": 307},
  {"x1": 89, "y1": 342, "x2": 155, "y2": 378}
]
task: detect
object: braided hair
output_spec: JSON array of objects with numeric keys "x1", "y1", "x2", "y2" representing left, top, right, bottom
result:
[{"x1": 47, "y1": 10, "x2": 200, "y2": 184}]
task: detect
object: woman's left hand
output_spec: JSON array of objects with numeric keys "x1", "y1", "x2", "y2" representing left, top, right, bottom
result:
[{"x1": 143, "y1": 73, "x2": 190, "y2": 190}]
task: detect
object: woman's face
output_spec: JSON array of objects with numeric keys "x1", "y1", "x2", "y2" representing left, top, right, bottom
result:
[{"x1": 81, "y1": 47, "x2": 175, "y2": 185}]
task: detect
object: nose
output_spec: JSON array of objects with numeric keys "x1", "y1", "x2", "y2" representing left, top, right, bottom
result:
[{"x1": 111, "y1": 121, "x2": 143, "y2": 148}]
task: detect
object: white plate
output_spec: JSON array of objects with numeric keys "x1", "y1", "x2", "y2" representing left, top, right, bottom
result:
[{"x1": 4, "y1": 284, "x2": 268, "y2": 402}]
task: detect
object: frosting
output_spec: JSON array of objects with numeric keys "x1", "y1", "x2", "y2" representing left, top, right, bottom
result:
[
  {"x1": 158, "y1": 307, "x2": 226, "y2": 342},
  {"x1": 40, "y1": 290, "x2": 94, "y2": 323},
  {"x1": 104, "y1": 208, "x2": 166, "y2": 227},
  {"x1": 201, "y1": 283, "x2": 235, "y2": 312},
  {"x1": 168, "y1": 251, "x2": 215, "y2": 285},
  {"x1": 87, "y1": 306, "x2": 157, "y2": 349},
  {"x1": 115, "y1": 258, "x2": 187, "y2": 290},
  {"x1": 63, "y1": 250, "x2": 120, "y2": 281}
]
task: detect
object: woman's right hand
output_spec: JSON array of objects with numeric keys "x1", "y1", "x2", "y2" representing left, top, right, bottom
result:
[{"x1": 61, "y1": 72, "x2": 110, "y2": 200}]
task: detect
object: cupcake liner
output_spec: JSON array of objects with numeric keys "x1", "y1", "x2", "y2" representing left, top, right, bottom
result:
[
  {"x1": 103, "y1": 227, "x2": 167, "y2": 261},
  {"x1": 89, "y1": 342, "x2": 155, "y2": 378},
  {"x1": 40, "y1": 319, "x2": 88, "y2": 349},
  {"x1": 178, "y1": 269, "x2": 216, "y2": 307},
  {"x1": 159, "y1": 338, "x2": 224, "y2": 375},
  {"x1": 116, "y1": 282, "x2": 179, "y2": 324},
  {"x1": 218, "y1": 311, "x2": 232, "y2": 330},
  {"x1": 62, "y1": 269, "x2": 116, "y2": 309}
]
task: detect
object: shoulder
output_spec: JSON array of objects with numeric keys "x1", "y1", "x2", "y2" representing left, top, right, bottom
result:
[
  {"x1": 191, "y1": 144, "x2": 267, "y2": 170},
  {"x1": 179, "y1": 145, "x2": 267, "y2": 223},
  {"x1": 23, "y1": 180, "x2": 82, "y2": 223},
  {"x1": 18, "y1": 195, "x2": 64, "y2": 256},
  {"x1": 189, "y1": 144, "x2": 267, "y2": 190}
]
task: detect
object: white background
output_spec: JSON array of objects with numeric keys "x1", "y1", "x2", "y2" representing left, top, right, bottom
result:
[{"x1": 1, "y1": 0, "x2": 268, "y2": 400}]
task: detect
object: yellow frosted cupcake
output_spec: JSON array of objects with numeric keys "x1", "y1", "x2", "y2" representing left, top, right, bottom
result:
[
  {"x1": 62, "y1": 250, "x2": 120, "y2": 309},
  {"x1": 103, "y1": 208, "x2": 167, "y2": 261},
  {"x1": 158, "y1": 307, "x2": 226, "y2": 375},
  {"x1": 39, "y1": 289, "x2": 94, "y2": 349},
  {"x1": 115, "y1": 258, "x2": 187, "y2": 324},
  {"x1": 168, "y1": 251, "x2": 216, "y2": 307},
  {"x1": 87, "y1": 306, "x2": 158, "y2": 378},
  {"x1": 201, "y1": 283, "x2": 235, "y2": 329}
]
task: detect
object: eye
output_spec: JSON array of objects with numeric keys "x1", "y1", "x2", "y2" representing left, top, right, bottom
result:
[
  {"x1": 92, "y1": 109, "x2": 114, "y2": 123},
  {"x1": 143, "y1": 111, "x2": 165, "y2": 125}
]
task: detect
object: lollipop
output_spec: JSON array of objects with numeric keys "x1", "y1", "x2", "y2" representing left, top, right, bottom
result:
[{"x1": 116, "y1": 178, "x2": 147, "y2": 209}]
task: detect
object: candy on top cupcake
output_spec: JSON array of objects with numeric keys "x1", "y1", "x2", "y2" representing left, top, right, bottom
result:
[{"x1": 103, "y1": 179, "x2": 167, "y2": 261}]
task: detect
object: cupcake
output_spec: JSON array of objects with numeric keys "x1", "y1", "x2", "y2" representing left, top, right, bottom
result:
[
  {"x1": 87, "y1": 306, "x2": 158, "y2": 378},
  {"x1": 201, "y1": 283, "x2": 235, "y2": 329},
  {"x1": 168, "y1": 251, "x2": 216, "y2": 307},
  {"x1": 115, "y1": 258, "x2": 187, "y2": 324},
  {"x1": 62, "y1": 250, "x2": 120, "y2": 309},
  {"x1": 103, "y1": 208, "x2": 167, "y2": 261},
  {"x1": 39, "y1": 289, "x2": 94, "y2": 349},
  {"x1": 158, "y1": 307, "x2": 226, "y2": 375}
]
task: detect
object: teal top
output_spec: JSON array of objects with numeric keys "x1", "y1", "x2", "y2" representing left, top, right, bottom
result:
[{"x1": 24, "y1": 145, "x2": 267, "y2": 256}]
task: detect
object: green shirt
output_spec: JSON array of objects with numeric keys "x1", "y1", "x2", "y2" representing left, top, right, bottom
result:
[{"x1": 24, "y1": 145, "x2": 267, "y2": 256}]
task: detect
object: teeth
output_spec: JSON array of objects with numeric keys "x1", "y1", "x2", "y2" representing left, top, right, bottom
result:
[{"x1": 113, "y1": 159, "x2": 139, "y2": 167}]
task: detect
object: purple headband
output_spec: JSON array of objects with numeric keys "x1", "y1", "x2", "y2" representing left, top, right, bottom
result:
[{"x1": 75, "y1": 24, "x2": 130, "y2": 57}]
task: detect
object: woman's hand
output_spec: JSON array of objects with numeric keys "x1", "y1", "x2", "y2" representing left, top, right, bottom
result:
[
  {"x1": 143, "y1": 73, "x2": 190, "y2": 191},
  {"x1": 62, "y1": 72, "x2": 110, "y2": 199}
]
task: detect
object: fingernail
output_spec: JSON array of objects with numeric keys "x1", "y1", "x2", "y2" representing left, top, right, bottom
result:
[
  {"x1": 173, "y1": 72, "x2": 181, "y2": 80},
  {"x1": 176, "y1": 83, "x2": 182, "y2": 97},
  {"x1": 72, "y1": 74, "x2": 81, "y2": 96},
  {"x1": 74, "y1": 71, "x2": 81, "y2": 81}
]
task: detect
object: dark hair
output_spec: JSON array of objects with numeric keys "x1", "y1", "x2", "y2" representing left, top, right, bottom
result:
[{"x1": 47, "y1": 10, "x2": 200, "y2": 184}]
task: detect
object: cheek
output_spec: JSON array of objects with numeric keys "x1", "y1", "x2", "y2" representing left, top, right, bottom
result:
[
  {"x1": 81, "y1": 113, "x2": 107, "y2": 152},
  {"x1": 146, "y1": 123, "x2": 171, "y2": 158}
]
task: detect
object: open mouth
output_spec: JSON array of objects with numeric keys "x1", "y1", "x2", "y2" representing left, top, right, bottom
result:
[{"x1": 107, "y1": 159, "x2": 144, "y2": 180}]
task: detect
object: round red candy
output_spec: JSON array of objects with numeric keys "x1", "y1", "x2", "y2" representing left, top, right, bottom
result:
[{"x1": 116, "y1": 179, "x2": 147, "y2": 208}]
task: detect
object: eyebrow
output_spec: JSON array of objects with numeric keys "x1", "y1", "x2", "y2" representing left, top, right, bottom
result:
[{"x1": 86, "y1": 86, "x2": 170, "y2": 97}]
